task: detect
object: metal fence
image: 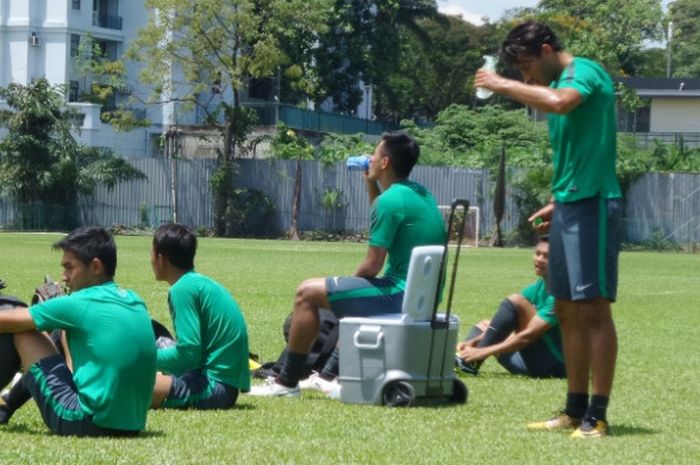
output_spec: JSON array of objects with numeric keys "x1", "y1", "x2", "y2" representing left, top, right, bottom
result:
[{"x1": 1, "y1": 158, "x2": 698, "y2": 246}]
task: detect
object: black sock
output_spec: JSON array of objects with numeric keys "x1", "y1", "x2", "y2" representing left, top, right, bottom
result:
[
  {"x1": 319, "y1": 348, "x2": 339, "y2": 381},
  {"x1": 277, "y1": 351, "x2": 307, "y2": 387},
  {"x1": 564, "y1": 392, "x2": 589, "y2": 419},
  {"x1": 2, "y1": 377, "x2": 31, "y2": 415},
  {"x1": 585, "y1": 395, "x2": 609, "y2": 422},
  {"x1": 477, "y1": 299, "x2": 519, "y2": 348},
  {"x1": 472, "y1": 299, "x2": 519, "y2": 369}
]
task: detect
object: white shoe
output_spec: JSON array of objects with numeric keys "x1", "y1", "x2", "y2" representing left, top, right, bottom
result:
[
  {"x1": 248, "y1": 378, "x2": 301, "y2": 398},
  {"x1": 298, "y1": 372, "x2": 339, "y2": 395}
]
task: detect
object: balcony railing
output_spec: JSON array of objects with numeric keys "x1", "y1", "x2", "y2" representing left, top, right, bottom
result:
[
  {"x1": 92, "y1": 12, "x2": 123, "y2": 30},
  {"x1": 243, "y1": 103, "x2": 401, "y2": 136}
]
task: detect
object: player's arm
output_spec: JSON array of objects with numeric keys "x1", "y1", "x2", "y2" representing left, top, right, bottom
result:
[
  {"x1": 354, "y1": 246, "x2": 387, "y2": 278},
  {"x1": 459, "y1": 315, "x2": 551, "y2": 362},
  {"x1": 0, "y1": 307, "x2": 37, "y2": 333},
  {"x1": 474, "y1": 69, "x2": 582, "y2": 114},
  {"x1": 156, "y1": 290, "x2": 203, "y2": 374}
]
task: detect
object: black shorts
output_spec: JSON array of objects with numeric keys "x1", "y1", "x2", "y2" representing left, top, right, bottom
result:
[
  {"x1": 24, "y1": 355, "x2": 139, "y2": 437},
  {"x1": 549, "y1": 196, "x2": 622, "y2": 301},
  {"x1": 163, "y1": 370, "x2": 239, "y2": 410}
]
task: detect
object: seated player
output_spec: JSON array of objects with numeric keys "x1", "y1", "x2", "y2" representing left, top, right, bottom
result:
[
  {"x1": 250, "y1": 132, "x2": 447, "y2": 397},
  {"x1": 150, "y1": 223, "x2": 250, "y2": 409},
  {"x1": 0, "y1": 227, "x2": 156, "y2": 436},
  {"x1": 456, "y1": 236, "x2": 565, "y2": 378}
]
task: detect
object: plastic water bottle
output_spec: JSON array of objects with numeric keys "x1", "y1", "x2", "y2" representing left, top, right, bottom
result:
[
  {"x1": 346, "y1": 154, "x2": 370, "y2": 171},
  {"x1": 476, "y1": 55, "x2": 497, "y2": 100}
]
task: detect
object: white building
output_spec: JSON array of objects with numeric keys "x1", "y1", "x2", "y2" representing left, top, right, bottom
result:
[
  {"x1": 1, "y1": 1, "x2": 378, "y2": 158},
  {"x1": 0, "y1": 0, "x2": 187, "y2": 157}
]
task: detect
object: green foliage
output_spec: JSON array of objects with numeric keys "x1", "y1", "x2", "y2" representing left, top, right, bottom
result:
[
  {"x1": 530, "y1": 0, "x2": 665, "y2": 75},
  {"x1": 270, "y1": 123, "x2": 315, "y2": 161},
  {"x1": 316, "y1": 133, "x2": 374, "y2": 166},
  {"x1": 225, "y1": 188, "x2": 278, "y2": 238},
  {"x1": 0, "y1": 79, "x2": 146, "y2": 230},
  {"x1": 402, "y1": 104, "x2": 550, "y2": 169},
  {"x1": 72, "y1": 34, "x2": 150, "y2": 130},
  {"x1": 669, "y1": 0, "x2": 700, "y2": 78},
  {"x1": 320, "y1": 188, "x2": 347, "y2": 211},
  {"x1": 639, "y1": 228, "x2": 683, "y2": 251}
]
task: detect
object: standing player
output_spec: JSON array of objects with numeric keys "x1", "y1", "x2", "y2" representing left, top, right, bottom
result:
[
  {"x1": 474, "y1": 22, "x2": 622, "y2": 438},
  {"x1": 150, "y1": 223, "x2": 250, "y2": 409},
  {"x1": 250, "y1": 132, "x2": 447, "y2": 397},
  {"x1": 0, "y1": 227, "x2": 156, "y2": 436}
]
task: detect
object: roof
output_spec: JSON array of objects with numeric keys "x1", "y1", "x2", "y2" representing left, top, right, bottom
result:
[{"x1": 615, "y1": 77, "x2": 700, "y2": 98}]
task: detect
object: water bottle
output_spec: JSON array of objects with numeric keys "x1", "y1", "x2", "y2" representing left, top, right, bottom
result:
[
  {"x1": 346, "y1": 154, "x2": 370, "y2": 171},
  {"x1": 476, "y1": 55, "x2": 497, "y2": 100}
]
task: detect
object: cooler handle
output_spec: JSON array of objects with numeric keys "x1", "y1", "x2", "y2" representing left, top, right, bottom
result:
[{"x1": 353, "y1": 328, "x2": 384, "y2": 350}]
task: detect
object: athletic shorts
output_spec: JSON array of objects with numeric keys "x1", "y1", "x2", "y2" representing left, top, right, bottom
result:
[
  {"x1": 325, "y1": 276, "x2": 404, "y2": 318},
  {"x1": 496, "y1": 340, "x2": 566, "y2": 379},
  {"x1": 24, "y1": 355, "x2": 139, "y2": 437},
  {"x1": 549, "y1": 196, "x2": 622, "y2": 301},
  {"x1": 163, "y1": 370, "x2": 239, "y2": 410}
]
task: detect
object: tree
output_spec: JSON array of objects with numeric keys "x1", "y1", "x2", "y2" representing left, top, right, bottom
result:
[
  {"x1": 270, "y1": 124, "x2": 315, "y2": 240},
  {"x1": 310, "y1": 0, "x2": 439, "y2": 118},
  {"x1": 511, "y1": 0, "x2": 665, "y2": 75},
  {"x1": 0, "y1": 79, "x2": 146, "y2": 230},
  {"x1": 72, "y1": 34, "x2": 150, "y2": 130},
  {"x1": 127, "y1": 0, "x2": 333, "y2": 236},
  {"x1": 669, "y1": 0, "x2": 700, "y2": 77}
]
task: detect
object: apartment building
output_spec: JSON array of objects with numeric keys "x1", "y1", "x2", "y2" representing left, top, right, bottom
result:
[{"x1": 0, "y1": 0, "x2": 183, "y2": 157}]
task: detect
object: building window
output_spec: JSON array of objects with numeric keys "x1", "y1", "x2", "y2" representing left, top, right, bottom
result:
[
  {"x1": 69, "y1": 81, "x2": 80, "y2": 102},
  {"x1": 70, "y1": 34, "x2": 80, "y2": 57},
  {"x1": 72, "y1": 0, "x2": 80, "y2": 9}
]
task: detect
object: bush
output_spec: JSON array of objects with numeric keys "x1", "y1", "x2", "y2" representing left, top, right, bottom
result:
[{"x1": 226, "y1": 188, "x2": 278, "y2": 238}]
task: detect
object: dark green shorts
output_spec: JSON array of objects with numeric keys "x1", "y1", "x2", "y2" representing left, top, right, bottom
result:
[
  {"x1": 164, "y1": 370, "x2": 238, "y2": 409},
  {"x1": 325, "y1": 276, "x2": 404, "y2": 318},
  {"x1": 25, "y1": 355, "x2": 139, "y2": 437},
  {"x1": 549, "y1": 196, "x2": 622, "y2": 301}
]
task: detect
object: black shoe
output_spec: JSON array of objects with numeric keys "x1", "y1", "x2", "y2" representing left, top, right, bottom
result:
[{"x1": 454, "y1": 355, "x2": 479, "y2": 375}]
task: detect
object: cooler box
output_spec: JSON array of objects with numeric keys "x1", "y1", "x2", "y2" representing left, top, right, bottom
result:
[
  {"x1": 338, "y1": 242, "x2": 466, "y2": 406},
  {"x1": 339, "y1": 313, "x2": 459, "y2": 405}
]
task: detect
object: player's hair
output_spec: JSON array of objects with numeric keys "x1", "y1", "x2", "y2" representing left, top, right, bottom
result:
[
  {"x1": 53, "y1": 227, "x2": 117, "y2": 278},
  {"x1": 501, "y1": 21, "x2": 563, "y2": 66},
  {"x1": 153, "y1": 223, "x2": 197, "y2": 271},
  {"x1": 537, "y1": 234, "x2": 549, "y2": 243},
  {"x1": 379, "y1": 132, "x2": 420, "y2": 178}
]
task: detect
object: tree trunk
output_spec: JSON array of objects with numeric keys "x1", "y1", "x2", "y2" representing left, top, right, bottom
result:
[
  {"x1": 489, "y1": 144, "x2": 506, "y2": 247},
  {"x1": 288, "y1": 157, "x2": 302, "y2": 240}
]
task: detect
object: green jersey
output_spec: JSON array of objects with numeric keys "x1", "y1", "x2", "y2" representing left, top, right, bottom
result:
[
  {"x1": 29, "y1": 282, "x2": 156, "y2": 431},
  {"x1": 521, "y1": 278, "x2": 562, "y2": 362},
  {"x1": 157, "y1": 271, "x2": 250, "y2": 391},
  {"x1": 548, "y1": 57, "x2": 622, "y2": 203},
  {"x1": 369, "y1": 180, "x2": 447, "y2": 281}
]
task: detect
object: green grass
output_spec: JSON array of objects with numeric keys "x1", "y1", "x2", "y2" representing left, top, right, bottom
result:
[{"x1": 0, "y1": 233, "x2": 699, "y2": 464}]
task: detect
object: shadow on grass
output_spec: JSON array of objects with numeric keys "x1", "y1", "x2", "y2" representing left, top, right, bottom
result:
[{"x1": 611, "y1": 424, "x2": 657, "y2": 437}]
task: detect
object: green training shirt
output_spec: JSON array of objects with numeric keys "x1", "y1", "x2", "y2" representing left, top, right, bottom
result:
[
  {"x1": 548, "y1": 57, "x2": 622, "y2": 203},
  {"x1": 157, "y1": 271, "x2": 250, "y2": 391},
  {"x1": 520, "y1": 278, "x2": 562, "y2": 362},
  {"x1": 29, "y1": 282, "x2": 156, "y2": 431},
  {"x1": 369, "y1": 180, "x2": 447, "y2": 281}
]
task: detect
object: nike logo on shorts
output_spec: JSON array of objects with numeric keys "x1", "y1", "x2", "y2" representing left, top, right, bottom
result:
[{"x1": 575, "y1": 283, "x2": 594, "y2": 293}]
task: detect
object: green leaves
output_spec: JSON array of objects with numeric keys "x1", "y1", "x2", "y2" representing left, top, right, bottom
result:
[{"x1": 0, "y1": 79, "x2": 146, "y2": 229}]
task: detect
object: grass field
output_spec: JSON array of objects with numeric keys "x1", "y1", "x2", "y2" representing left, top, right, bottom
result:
[{"x1": 0, "y1": 232, "x2": 699, "y2": 465}]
